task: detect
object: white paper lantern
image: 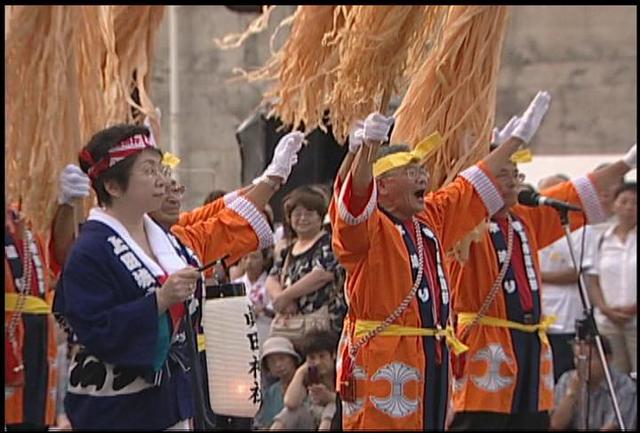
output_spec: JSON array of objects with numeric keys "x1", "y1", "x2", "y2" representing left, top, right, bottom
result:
[{"x1": 202, "y1": 296, "x2": 261, "y2": 418}]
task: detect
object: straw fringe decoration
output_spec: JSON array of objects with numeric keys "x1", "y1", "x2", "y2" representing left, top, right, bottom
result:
[
  {"x1": 113, "y1": 6, "x2": 165, "y2": 129},
  {"x1": 5, "y1": 5, "x2": 165, "y2": 234},
  {"x1": 214, "y1": 5, "x2": 276, "y2": 50},
  {"x1": 238, "y1": 6, "x2": 347, "y2": 135},
  {"x1": 391, "y1": 6, "x2": 510, "y2": 190},
  {"x1": 226, "y1": 6, "x2": 448, "y2": 143},
  {"x1": 328, "y1": 5, "x2": 449, "y2": 143}
]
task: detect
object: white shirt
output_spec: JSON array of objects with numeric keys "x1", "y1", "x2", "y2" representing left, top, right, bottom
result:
[
  {"x1": 234, "y1": 272, "x2": 272, "y2": 311},
  {"x1": 587, "y1": 224, "x2": 637, "y2": 319},
  {"x1": 539, "y1": 226, "x2": 595, "y2": 333}
]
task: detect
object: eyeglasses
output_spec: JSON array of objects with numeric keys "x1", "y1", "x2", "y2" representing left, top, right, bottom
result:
[
  {"x1": 166, "y1": 183, "x2": 186, "y2": 197},
  {"x1": 290, "y1": 208, "x2": 319, "y2": 220},
  {"x1": 159, "y1": 164, "x2": 173, "y2": 178},
  {"x1": 403, "y1": 165, "x2": 429, "y2": 181},
  {"x1": 140, "y1": 164, "x2": 162, "y2": 178}
]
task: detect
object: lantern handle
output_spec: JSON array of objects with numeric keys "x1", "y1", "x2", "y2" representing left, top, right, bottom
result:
[{"x1": 197, "y1": 254, "x2": 230, "y2": 273}]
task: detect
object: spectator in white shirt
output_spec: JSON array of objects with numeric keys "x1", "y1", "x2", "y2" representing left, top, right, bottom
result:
[
  {"x1": 586, "y1": 182, "x2": 637, "y2": 374},
  {"x1": 233, "y1": 248, "x2": 275, "y2": 352},
  {"x1": 538, "y1": 174, "x2": 596, "y2": 382}
]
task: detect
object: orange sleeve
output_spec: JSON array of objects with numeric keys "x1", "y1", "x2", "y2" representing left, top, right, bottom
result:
[
  {"x1": 422, "y1": 163, "x2": 505, "y2": 252},
  {"x1": 330, "y1": 172, "x2": 381, "y2": 272},
  {"x1": 518, "y1": 175, "x2": 605, "y2": 250},
  {"x1": 172, "y1": 195, "x2": 273, "y2": 266},
  {"x1": 47, "y1": 231, "x2": 62, "y2": 278},
  {"x1": 177, "y1": 191, "x2": 240, "y2": 227}
]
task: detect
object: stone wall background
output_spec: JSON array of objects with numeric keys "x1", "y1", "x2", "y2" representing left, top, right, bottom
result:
[{"x1": 150, "y1": 5, "x2": 636, "y2": 210}]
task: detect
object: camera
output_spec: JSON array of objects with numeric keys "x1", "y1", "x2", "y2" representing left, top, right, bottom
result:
[{"x1": 307, "y1": 365, "x2": 321, "y2": 385}]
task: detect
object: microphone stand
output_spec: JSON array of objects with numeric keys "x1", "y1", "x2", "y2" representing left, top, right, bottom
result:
[{"x1": 557, "y1": 208, "x2": 625, "y2": 430}]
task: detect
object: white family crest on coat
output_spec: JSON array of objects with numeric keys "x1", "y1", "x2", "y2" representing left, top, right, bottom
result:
[
  {"x1": 470, "y1": 343, "x2": 514, "y2": 392},
  {"x1": 490, "y1": 219, "x2": 539, "y2": 296},
  {"x1": 452, "y1": 374, "x2": 467, "y2": 392},
  {"x1": 342, "y1": 365, "x2": 367, "y2": 417},
  {"x1": 369, "y1": 362, "x2": 421, "y2": 418}
]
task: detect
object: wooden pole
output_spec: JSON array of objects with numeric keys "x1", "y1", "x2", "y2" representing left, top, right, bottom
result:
[{"x1": 366, "y1": 88, "x2": 391, "y2": 163}]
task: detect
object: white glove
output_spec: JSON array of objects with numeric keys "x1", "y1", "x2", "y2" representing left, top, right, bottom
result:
[
  {"x1": 58, "y1": 164, "x2": 91, "y2": 205},
  {"x1": 363, "y1": 112, "x2": 393, "y2": 143},
  {"x1": 491, "y1": 116, "x2": 519, "y2": 146},
  {"x1": 622, "y1": 143, "x2": 636, "y2": 169},
  {"x1": 348, "y1": 120, "x2": 365, "y2": 154},
  {"x1": 260, "y1": 131, "x2": 305, "y2": 182},
  {"x1": 511, "y1": 90, "x2": 551, "y2": 144}
]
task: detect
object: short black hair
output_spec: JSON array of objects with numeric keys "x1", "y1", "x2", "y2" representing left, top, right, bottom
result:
[
  {"x1": 78, "y1": 124, "x2": 160, "y2": 207},
  {"x1": 259, "y1": 247, "x2": 274, "y2": 274},
  {"x1": 300, "y1": 329, "x2": 339, "y2": 358},
  {"x1": 613, "y1": 181, "x2": 637, "y2": 200},
  {"x1": 202, "y1": 189, "x2": 227, "y2": 206},
  {"x1": 576, "y1": 335, "x2": 613, "y2": 356},
  {"x1": 375, "y1": 144, "x2": 411, "y2": 162}
]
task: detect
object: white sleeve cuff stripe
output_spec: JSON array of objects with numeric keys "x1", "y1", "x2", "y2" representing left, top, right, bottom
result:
[
  {"x1": 572, "y1": 176, "x2": 607, "y2": 224},
  {"x1": 337, "y1": 174, "x2": 377, "y2": 226},
  {"x1": 228, "y1": 197, "x2": 274, "y2": 249},
  {"x1": 223, "y1": 191, "x2": 239, "y2": 206},
  {"x1": 459, "y1": 165, "x2": 504, "y2": 216}
]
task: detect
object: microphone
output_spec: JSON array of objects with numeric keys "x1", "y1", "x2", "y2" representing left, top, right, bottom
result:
[{"x1": 518, "y1": 189, "x2": 582, "y2": 212}]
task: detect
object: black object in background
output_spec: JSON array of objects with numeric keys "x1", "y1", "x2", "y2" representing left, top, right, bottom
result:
[{"x1": 236, "y1": 108, "x2": 348, "y2": 223}]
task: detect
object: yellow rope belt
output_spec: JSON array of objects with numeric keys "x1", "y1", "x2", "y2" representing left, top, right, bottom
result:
[
  {"x1": 5, "y1": 293, "x2": 51, "y2": 315},
  {"x1": 354, "y1": 320, "x2": 469, "y2": 355},
  {"x1": 457, "y1": 313, "x2": 556, "y2": 346}
]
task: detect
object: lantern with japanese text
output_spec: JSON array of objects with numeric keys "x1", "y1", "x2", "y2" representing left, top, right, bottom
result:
[{"x1": 202, "y1": 296, "x2": 261, "y2": 418}]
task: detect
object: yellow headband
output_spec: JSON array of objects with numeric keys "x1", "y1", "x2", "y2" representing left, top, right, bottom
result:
[
  {"x1": 373, "y1": 132, "x2": 442, "y2": 177},
  {"x1": 161, "y1": 152, "x2": 181, "y2": 169},
  {"x1": 510, "y1": 148, "x2": 533, "y2": 164}
]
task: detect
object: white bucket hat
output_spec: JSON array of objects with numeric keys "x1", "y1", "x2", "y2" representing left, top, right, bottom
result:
[{"x1": 260, "y1": 336, "x2": 301, "y2": 365}]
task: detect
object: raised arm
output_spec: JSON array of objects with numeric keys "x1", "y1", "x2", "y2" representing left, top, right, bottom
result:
[
  {"x1": 329, "y1": 114, "x2": 393, "y2": 270},
  {"x1": 522, "y1": 143, "x2": 635, "y2": 250},
  {"x1": 335, "y1": 120, "x2": 364, "y2": 187},
  {"x1": 428, "y1": 90, "x2": 552, "y2": 250},
  {"x1": 589, "y1": 143, "x2": 635, "y2": 202},
  {"x1": 50, "y1": 164, "x2": 91, "y2": 268}
]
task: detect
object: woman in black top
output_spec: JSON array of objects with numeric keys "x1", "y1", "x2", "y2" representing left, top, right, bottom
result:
[{"x1": 266, "y1": 186, "x2": 346, "y2": 334}]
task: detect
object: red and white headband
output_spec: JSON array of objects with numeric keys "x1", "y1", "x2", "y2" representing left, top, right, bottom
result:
[{"x1": 81, "y1": 134, "x2": 156, "y2": 180}]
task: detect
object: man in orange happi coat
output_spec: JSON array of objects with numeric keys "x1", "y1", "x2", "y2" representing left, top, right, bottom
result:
[
  {"x1": 329, "y1": 91, "x2": 552, "y2": 430},
  {"x1": 447, "y1": 107, "x2": 637, "y2": 429},
  {"x1": 5, "y1": 204, "x2": 58, "y2": 430}
]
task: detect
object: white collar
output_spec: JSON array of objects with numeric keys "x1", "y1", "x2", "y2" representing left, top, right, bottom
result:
[
  {"x1": 88, "y1": 208, "x2": 187, "y2": 277},
  {"x1": 604, "y1": 223, "x2": 637, "y2": 239}
]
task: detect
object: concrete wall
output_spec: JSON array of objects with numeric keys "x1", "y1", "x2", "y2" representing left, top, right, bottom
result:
[
  {"x1": 151, "y1": 5, "x2": 636, "y2": 209},
  {"x1": 151, "y1": 5, "x2": 296, "y2": 209},
  {"x1": 497, "y1": 5, "x2": 636, "y2": 155}
]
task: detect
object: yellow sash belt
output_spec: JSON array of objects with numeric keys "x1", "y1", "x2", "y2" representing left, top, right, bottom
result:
[
  {"x1": 354, "y1": 320, "x2": 469, "y2": 355},
  {"x1": 5, "y1": 293, "x2": 51, "y2": 315},
  {"x1": 457, "y1": 313, "x2": 556, "y2": 346},
  {"x1": 197, "y1": 334, "x2": 206, "y2": 352}
]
